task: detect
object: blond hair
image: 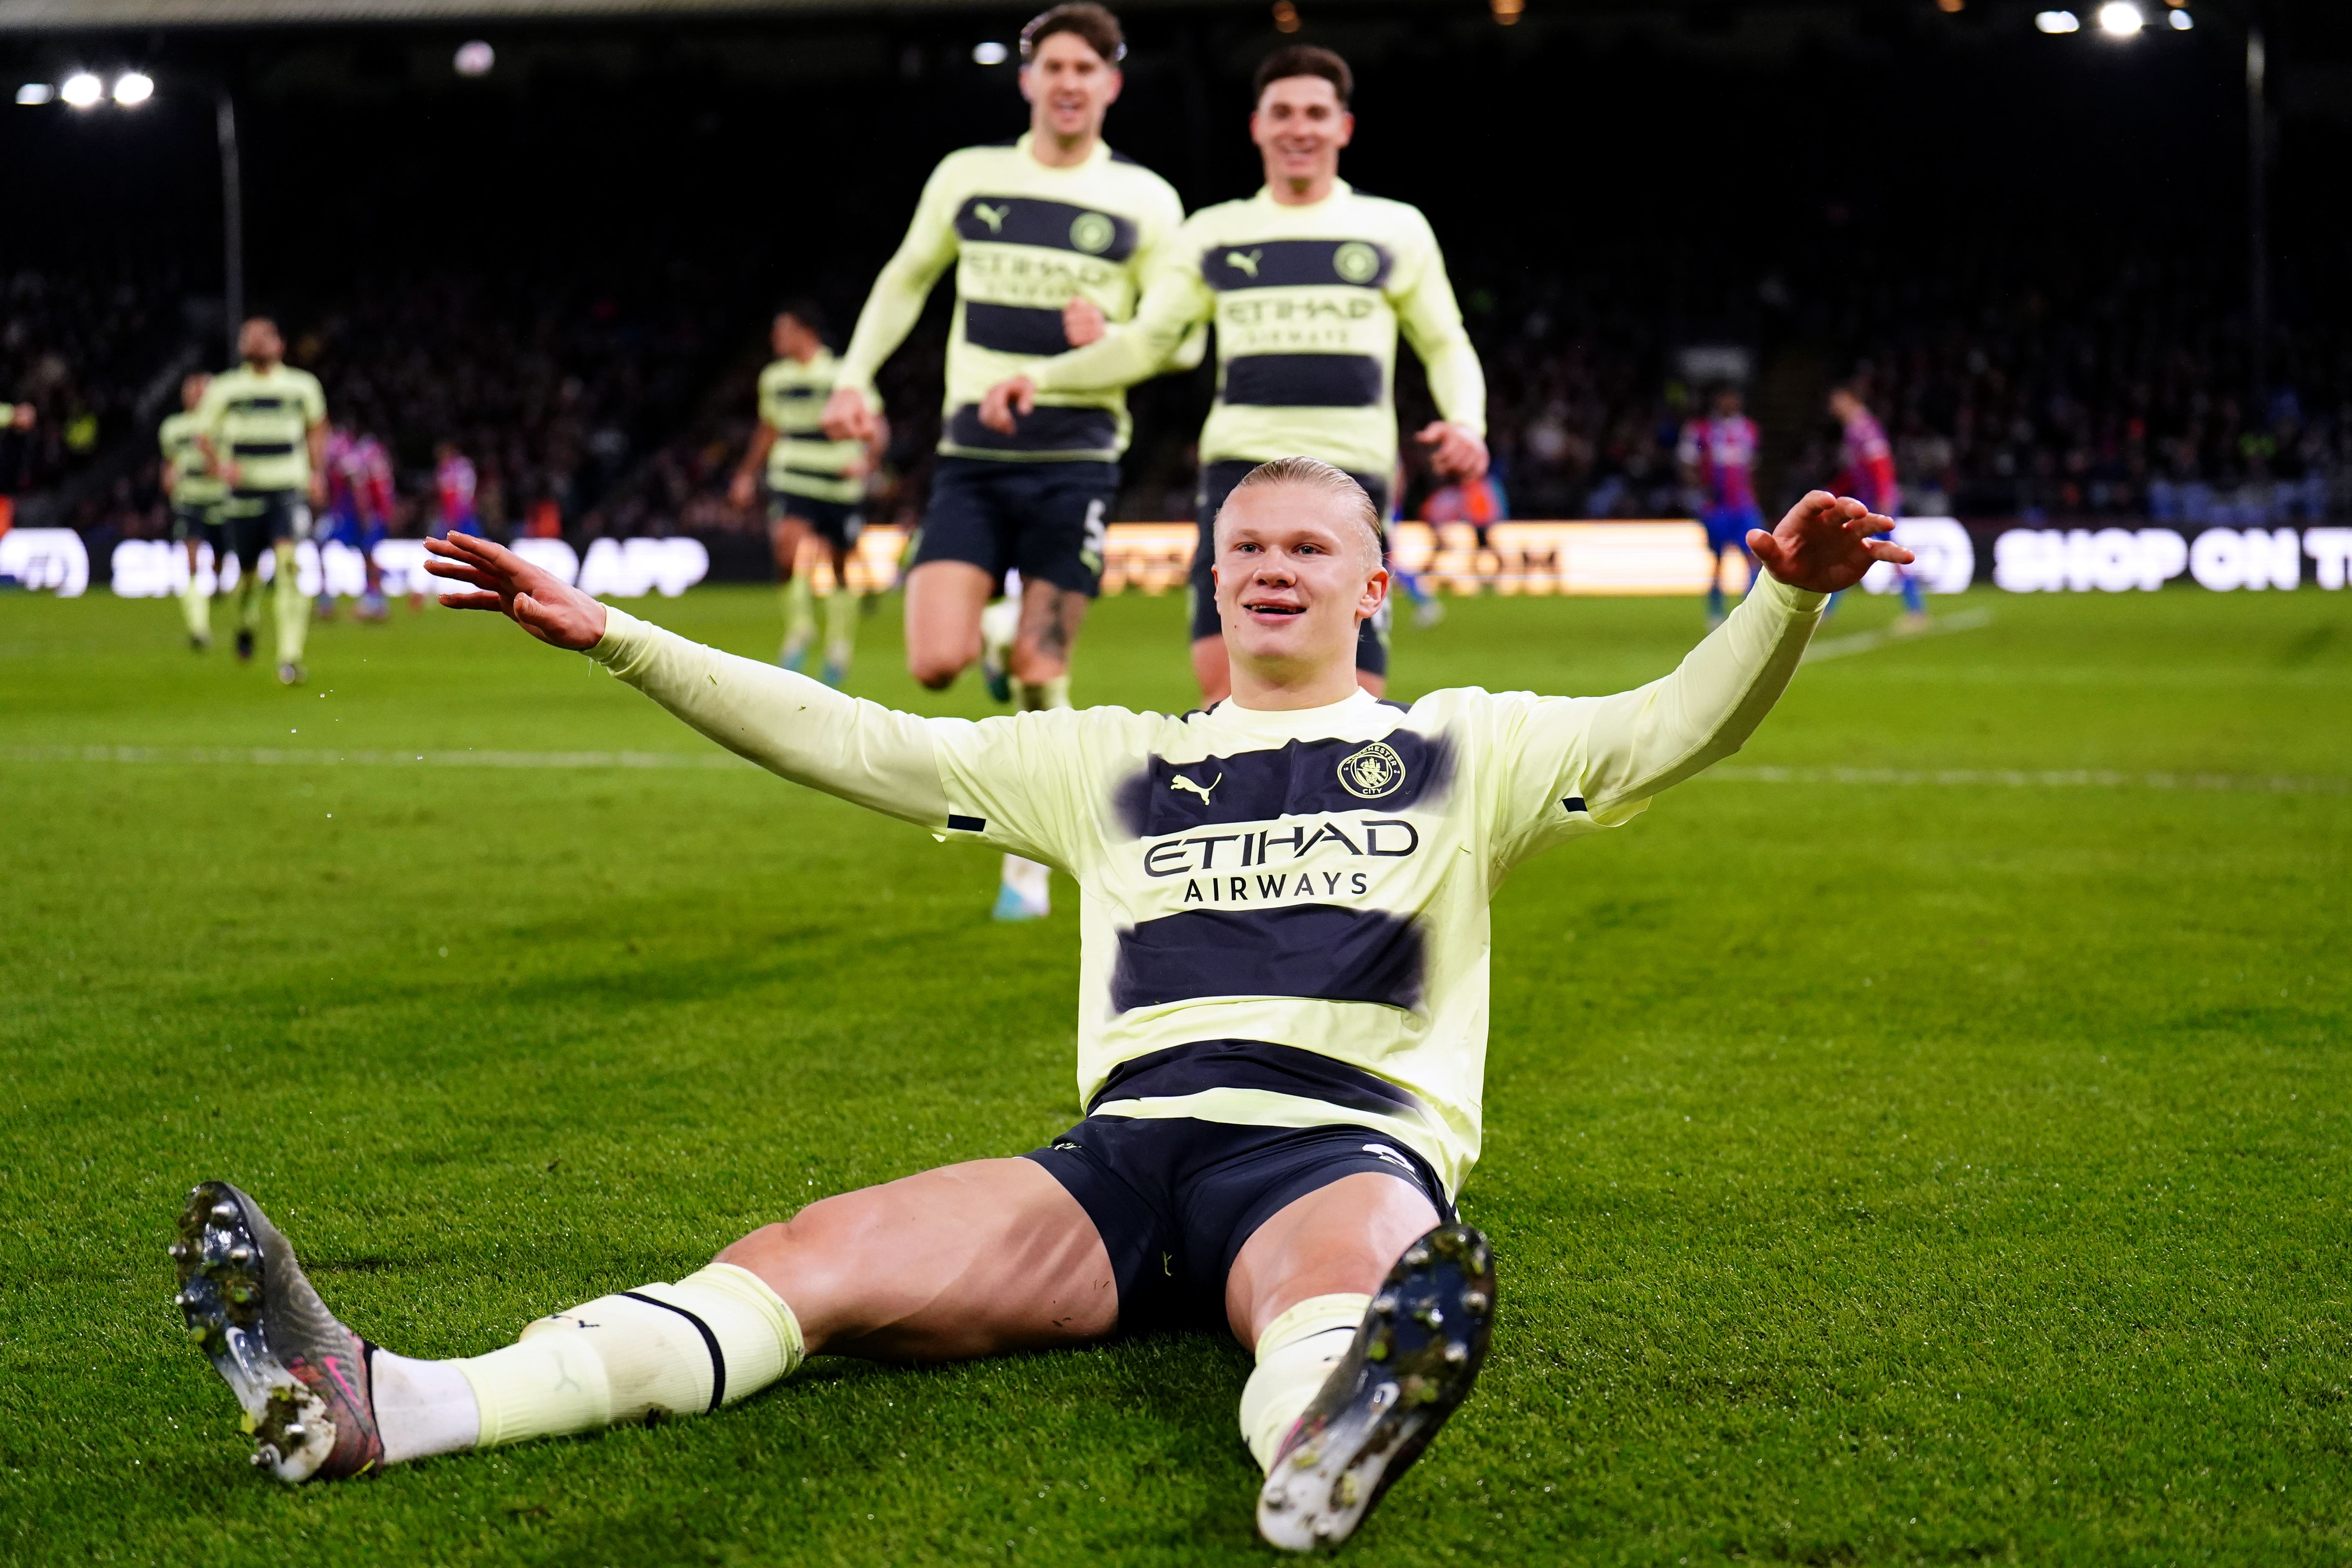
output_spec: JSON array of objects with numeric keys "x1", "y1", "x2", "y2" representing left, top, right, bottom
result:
[{"x1": 1216, "y1": 457, "x2": 1384, "y2": 569}]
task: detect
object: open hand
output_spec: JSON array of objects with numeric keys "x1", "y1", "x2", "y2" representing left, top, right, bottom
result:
[
  {"x1": 1748, "y1": 491, "x2": 1913, "y2": 594},
  {"x1": 1416, "y1": 421, "x2": 1489, "y2": 483},
  {"x1": 980, "y1": 375, "x2": 1037, "y2": 436},
  {"x1": 822, "y1": 385, "x2": 877, "y2": 444},
  {"x1": 1062, "y1": 295, "x2": 1106, "y2": 347},
  {"x1": 424, "y1": 531, "x2": 608, "y2": 650}
]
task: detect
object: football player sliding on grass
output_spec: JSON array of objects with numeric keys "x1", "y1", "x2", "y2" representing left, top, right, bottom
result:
[{"x1": 171, "y1": 458, "x2": 1906, "y2": 1551}]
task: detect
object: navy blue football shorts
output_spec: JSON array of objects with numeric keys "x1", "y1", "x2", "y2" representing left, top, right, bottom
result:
[
  {"x1": 1023, "y1": 1039, "x2": 1455, "y2": 1334},
  {"x1": 910, "y1": 455, "x2": 1117, "y2": 598}
]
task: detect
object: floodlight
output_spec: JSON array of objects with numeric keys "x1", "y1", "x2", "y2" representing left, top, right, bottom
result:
[
  {"x1": 972, "y1": 41, "x2": 1009, "y2": 65},
  {"x1": 113, "y1": 72, "x2": 154, "y2": 105},
  {"x1": 454, "y1": 40, "x2": 495, "y2": 77},
  {"x1": 16, "y1": 83, "x2": 54, "y2": 105},
  {"x1": 59, "y1": 72, "x2": 103, "y2": 108},
  {"x1": 2097, "y1": 2, "x2": 2144, "y2": 33},
  {"x1": 2168, "y1": 7, "x2": 2192, "y2": 27},
  {"x1": 2034, "y1": 10, "x2": 2079, "y2": 31}
]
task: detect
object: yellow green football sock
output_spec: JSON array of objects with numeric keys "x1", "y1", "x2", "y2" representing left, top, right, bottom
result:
[
  {"x1": 1239, "y1": 1293, "x2": 1371, "y2": 1471},
  {"x1": 1017, "y1": 675, "x2": 1072, "y2": 712},
  {"x1": 457, "y1": 1263, "x2": 803, "y2": 1448},
  {"x1": 273, "y1": 541, "x2": 309, "y2": 666},
  {"x1": 179, "y1": 568, "x2": 211, "y2": 644},
  {"x1": 780, "y1": 573, "x2": 817, "y2": 662},
  {"x1": 824, "y1": 589, "x2": 858, "y2": 671},
  {"x1": 236, "y1": 565, "x2": 263, "y2": 632}
]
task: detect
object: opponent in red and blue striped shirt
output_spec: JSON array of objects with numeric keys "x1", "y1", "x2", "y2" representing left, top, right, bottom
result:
[
  {"x1": 1676, "y1": 385, "x2": 1764, "y2": 624},
  {"x1": 1828, "y1": 385, "x2": 1924, "y2": 622}
]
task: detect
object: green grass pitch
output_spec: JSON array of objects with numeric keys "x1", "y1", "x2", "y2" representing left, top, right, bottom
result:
[{"x1": 2, "y1": 581, "x2": 2346, "y2": 1566}]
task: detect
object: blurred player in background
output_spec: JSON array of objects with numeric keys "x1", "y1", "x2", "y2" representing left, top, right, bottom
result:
[
  {"x1": 1827, "y1": 384, "x2": 1926, "y2": 629},
  {"x1": 825, "y1": 1, "x2": 1190, "y2": 921},
  {"x1": 729, "y1": 302, "x2": 880, "y2": 687},
  {"x1": 346, "y1": 429, "x2": 395, "y2": 620},
  {"x1": 1419, "y1": 466, "x2": 1506, "y2": 605},
  {"x1": 1678, "y1": 384, "x2": 1763, "y2": 626},
  {"x1": 313, "y1": 425, "x2": 390, "y2": 623},
  {"x1": 982, "y1": 44, "x2": 1486, "y2": 704},
  {"x1": 160, "y1": 373, "x2": 227, "y2": 651},
  {"x1": 195, "y1": 318, "x2": 328, "y2": 685},
  {"x1": 434, "y1": 443, "x2": 480, "y2": 539}
]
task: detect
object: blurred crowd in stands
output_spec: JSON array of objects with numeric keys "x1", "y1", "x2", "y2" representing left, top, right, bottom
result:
[{"x1": 8, "y1": 238, "x2": 2346, "y2": 557}]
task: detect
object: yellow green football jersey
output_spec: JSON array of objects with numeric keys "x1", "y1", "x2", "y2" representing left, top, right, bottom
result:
[
  {"x1": 758, "y1": 349, "x2": 862, "y2": 506},
  {"x1": 159, "y1": 409, "x2": 227, "y2": 508},
  {"x1": 1027, "y1": 180, "x2": 1486, "y2": 478},
  {"x1": 195, "y1": 363, "x2": 326, "y2": 495},
  {"x1": 586, "y1": 574, "x2": 1826, "y2": 1195},
  {"x1": 835, "y1": 133, "x2": 1187, "y2": 463}
]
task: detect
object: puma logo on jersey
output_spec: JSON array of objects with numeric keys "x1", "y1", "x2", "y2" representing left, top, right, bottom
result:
[
  {"x1": 974, "y1": 202, "x2": 1010, "y2": 233},
  {"x1": 1170, "y1": 772, "x2": 1222, "y2": 804},
  {"x1": 1225, "y1": 249, "x2": 1262, "y2": 277}
]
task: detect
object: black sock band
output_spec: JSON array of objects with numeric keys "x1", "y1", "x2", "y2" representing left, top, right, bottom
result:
[{"x1": 618, "y1": 1291, "x2": 726, "y2": 1411}]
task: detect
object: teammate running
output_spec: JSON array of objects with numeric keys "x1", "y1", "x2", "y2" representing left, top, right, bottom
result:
[
  {"x1": 160, "y1": 373, "x2": 228, "y2": 651},
  {"x1": 728, "y1": 301, "x2": 881, "y2": 686},
  {"x1": 1677, "y1": 384, "x2": 1763, "y2": 626},
  {"x1": 194, "y1": 318, "x2": 329, "y2": 684},
  {"x1": 823, "y1": 2, "x2": 1191, "y2": 919},
  {"x1": 172, "y1": 458, "x2": 1909, "y2": 1553},
  {"x1": 981, "y1": 45, "x2": 1487, "y2": 704},
  {"x1": 1827, "y1": 384, "x2": 1926, "y2": 628}
]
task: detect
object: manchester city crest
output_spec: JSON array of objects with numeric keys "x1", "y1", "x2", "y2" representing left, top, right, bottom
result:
[
  {"x1": 1336, "y1": 740, "x2": 1407, "y2": 799},
  {"x1": 1070, "y1": 211, "x2": 1116, "y2": 254},
  {"x1": 1333, "y1": 241, "x2": 1381, "y2": 285}
]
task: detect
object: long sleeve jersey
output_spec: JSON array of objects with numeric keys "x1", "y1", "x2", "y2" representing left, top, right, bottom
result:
[
  {"x1": 159, "y1": 410, "x2": 227, "y2": 508},
  {"x1": 195, "y1": 363, "x2": 327, "y2": 496},
  {"x1": 1024, "y1": 180, "x2": 1486, "y2": 479},
  {"x1": 834, "y1": 133, "x2": 1188, "y2": 464},
  {"x1": 757, "y1": 348, "x2": 863, "y2": 506},
  {"x1": 586, "y1": 575, "x2": 1823, "y2": 1194}
]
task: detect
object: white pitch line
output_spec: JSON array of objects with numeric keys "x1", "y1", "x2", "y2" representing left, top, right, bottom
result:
[
  {"x1": 1803, "y1": 606, "x2": 1995, "y2": 663},
  {"x1": 8, "y1": 744, "x2": 2344, "y2": 797},
  {"x1": 1706, "y1": 764, "x2": 2350, "y2": 795},
  {"x1": 0, "y1": 744, "x2": 749, "y2": 771}
]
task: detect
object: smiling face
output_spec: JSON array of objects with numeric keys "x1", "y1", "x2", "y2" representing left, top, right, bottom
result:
[
  {"x1": 1213, "y1": 481, "x2": 1388, "y2": 685},
  {"x1": 1251, "y1": 74, "x2": 1353, "y2": 195},
  {"x1": 1021, "y1": 29, "x2": 1121, "y2": 145}
]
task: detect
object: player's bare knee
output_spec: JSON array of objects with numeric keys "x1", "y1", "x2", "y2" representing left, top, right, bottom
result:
[{"x1": 908, "y1": 652, "x2": 967, "y2": 690}]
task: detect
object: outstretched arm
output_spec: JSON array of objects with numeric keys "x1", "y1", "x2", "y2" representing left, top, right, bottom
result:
[
  {"x1": 1498, "y1": 493, "x2": 1911, "y2": 859},
  {"x1": 825, "y1": 164, "x2": 963, "y2": 443},
  {"x1": 423, "y1": 534, "x2": 949, "y2": 825}
]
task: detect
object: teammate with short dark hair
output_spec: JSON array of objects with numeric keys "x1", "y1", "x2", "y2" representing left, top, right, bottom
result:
[
  {"x1": 982, "y1": 44, "x2": 1487, "y2": 703},
  {"x1": 174, "y1": 460, "x2": 1909, "y2": 1551},
  {"x1": 1679, "y1": 383, "x2": 1764, "y2": 626},
  {"x1": 194, "y1": 318, "x2": 329, "y2": 683},
  {"x1": 161, "y1": 372, "x2": 228, "y2": 651},
  {"x1": 823, "y1": 2, "x2": 1194, "y2": 917},
  {"x1": 729, "y1": 301, "x2": 880, "y2": 685}
]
